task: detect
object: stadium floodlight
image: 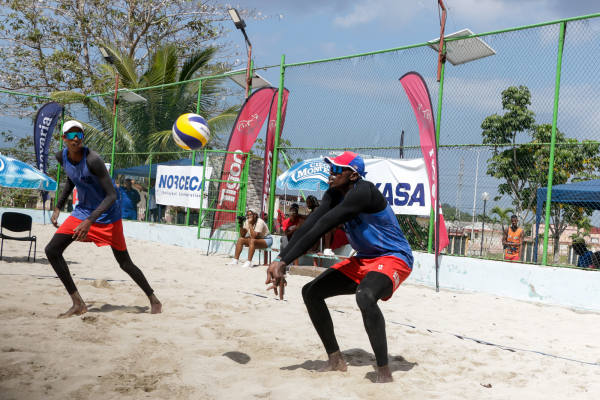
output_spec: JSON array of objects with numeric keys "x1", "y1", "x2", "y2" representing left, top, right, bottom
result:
[
  {"x1": 118, "y1": 89, "x2": 147, "y2": 104},
  {"x1": 228, "y1": 8, "x2": 252, "y2": 98},
  {"x1": 98, "y1": 46, "x2": 114, "y2": 65},
  {"x1": 227, "y1": 69, "x2": 272, "y2": 90},
  {"x1": 428, "y1": 28, "x2": 496, "y2": 66},
  {"x1": 228, "y1": 8, "x2": 246, "y2": 30}
]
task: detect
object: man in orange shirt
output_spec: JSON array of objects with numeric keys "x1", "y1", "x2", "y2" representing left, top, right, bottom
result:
[{"x1": 503, "y1": 215, "x2": 523, "y2": 261}]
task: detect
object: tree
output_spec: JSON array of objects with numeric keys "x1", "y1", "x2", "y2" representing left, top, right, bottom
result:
[
  {"x1": 441, "y1": 202, "x2": 472, "y2": 222},
  {"x1": 481, "y1": 85, "x2": 536, "y2": 223},
  {"x1": 491, "y1": 206, "x2": 513, "y2": 234},
  {"x1": 528, "y1": 124, "x2": 600, "y2": 261},
  {"x1": 50, "y1": 44, "x2": 239, "y2": 168},
  {"x1": 0, "y1": 0, "x2": 258, "y2": 103},
  {"x1": 482, "y1": 86, "x2": 600, "y2": 262}
]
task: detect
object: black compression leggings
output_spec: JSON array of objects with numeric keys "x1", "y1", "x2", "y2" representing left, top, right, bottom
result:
[
  {"x1": 45, "y1": 233, "x2": 154, "y2": 297},
  {"x1": 301, "y1": 268, "x2": 393, "y2": 367}
]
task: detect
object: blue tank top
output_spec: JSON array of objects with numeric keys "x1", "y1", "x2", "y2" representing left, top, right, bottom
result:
[
  {"x1": 63, "y1": 148, "x2": 121, "y2": 224},
  {"x1": 344, "y1": 204, "x2": 414, "y2": 268}
]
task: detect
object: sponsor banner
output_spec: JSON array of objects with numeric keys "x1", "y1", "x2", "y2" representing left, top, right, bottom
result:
[
  {"x1": 212, "y1": 87, "x2": 278, "y2": 232},
  {"x1": 400, "y1": 72, "x2": 449, "y2": 250},
  {"x1": 155, "y1": 165, "x2": 212, "y2": 208},
  {"x1": 34, "y1": 102, "x2": 63, "y2": 202},
  {"x1": 261, "y1": 88, "x2": 289, "y2": 218},
  {"x1": 365, "y1": 158, "x2": 431, "y2": 216}
]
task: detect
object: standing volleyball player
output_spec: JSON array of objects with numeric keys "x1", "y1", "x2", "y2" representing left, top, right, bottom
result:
[
  {"x1": 266, "y1": 151, "x2": 413, "y2": 383},
  {"x1": 46, "y1": 120, "x2": 162, "y2": 318}
]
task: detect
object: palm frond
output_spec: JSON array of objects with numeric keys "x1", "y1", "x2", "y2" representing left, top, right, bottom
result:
[
  {"x1": 179, "y1": 47, "x2": 218, "y2": 82},
  {"x1": 141, "y1": 45, "x2": 178, "y2": 87},
  {"x1": 99, "y1": 43, "x2": 139, "y2": 89},
  {"x1": 147, "y1": 129, "x2": 176, "y2": 153}
]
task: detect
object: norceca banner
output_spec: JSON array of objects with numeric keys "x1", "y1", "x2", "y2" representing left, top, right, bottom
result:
[
  {"x1": 155, "y1": 165, "x2": 212, "y2": 208},
  {"x1": 364, "y1": 158, "x2": 431, "y2": 216}
]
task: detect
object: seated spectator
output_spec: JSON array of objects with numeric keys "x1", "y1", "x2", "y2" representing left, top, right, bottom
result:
[
  {"x1": 572, "y1": 237, "x2": 594, "y2": 268},
  {"x1": 227, "y1": 209, "x2": 272, "y2": 268},
  {"x1": 323, "y1": 225, "x2": 349, "y2": 256},
  {"x1": 305, "y1": 196, "x2": 321, "y2": 266},
  {"x1": 281, "y1": 203, "x2": 305, "y2": 266},
  {"x1": 283, "y1": 203, "x2": 304, "y2": 241},
  {"x1": 306, "y1": 195, "x2": 319, "y2": 213}
]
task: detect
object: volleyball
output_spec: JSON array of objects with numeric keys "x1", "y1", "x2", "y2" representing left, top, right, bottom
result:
[{"x1": 172, "y1": 113, "x2": 210, "y2": 150}]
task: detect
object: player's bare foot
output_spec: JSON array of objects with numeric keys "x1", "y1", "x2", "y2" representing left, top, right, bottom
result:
[
  {"x1": 149, "y1": 294, "x2": 162, "y2": 314},
  {"x1": 58, "y1": 291, "x2": 87, "y2": 318},
  {"x1": 58, "y1": 303, "x2": 87, "y2": 318},
  {"x1": 375, "y1": 365, "x2": 393, "y2": 383},
  {"x1": 58, "y1": 292, "x2": 87, "y2": 318},
  {"x1": 318, "y1": 351, "x2": 347, "y2": 372}
]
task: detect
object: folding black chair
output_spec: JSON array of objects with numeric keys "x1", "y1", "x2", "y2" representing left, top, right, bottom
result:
[{"x1": 0, "y1": 212, "x2": 36, "y2": 262}]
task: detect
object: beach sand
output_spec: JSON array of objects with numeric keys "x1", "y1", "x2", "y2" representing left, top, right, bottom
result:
[{"x1": 1, "y1": 223, "x2": 599, "y2": 400}]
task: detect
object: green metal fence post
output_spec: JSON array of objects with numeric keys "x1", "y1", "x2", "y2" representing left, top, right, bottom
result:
[
  {"x1": 197, "y1": 147, "x2": 208, "y2": 239},
  {"x1": 145, "y1": 153, "x2": 153, "y2": 222},
  {"x1": 428, "y1": 45, "x2": 447, "y2": 253},
  {"x1": 186, "y1": 78, "x2": 203, "y2": 226},
  {"x1": 542, "y1": 21, "x2": 566, "y2": 265},
  {"x1": 268, "y1": 54, "x2": 286, "y2": 231}
]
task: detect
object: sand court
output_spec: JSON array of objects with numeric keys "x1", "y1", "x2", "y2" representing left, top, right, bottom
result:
[{"x1": 1, "y1": 223, "x2": 599, "y2": 399}]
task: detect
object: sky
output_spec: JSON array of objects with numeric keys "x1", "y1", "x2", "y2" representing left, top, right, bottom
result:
[
  {"x1": 228, "y1": 0, "x2": 599, "y2": 78},
  {"x1": 2, "y1": 1, "x2": 599, "y2": 219},
  {"x1": 221, "y1": 0, "x2": 600, "y2": 219}
]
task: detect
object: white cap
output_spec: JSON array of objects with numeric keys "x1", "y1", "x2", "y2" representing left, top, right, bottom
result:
[{"x1": 62, "y1": 120, "x2": 83, "y2": 134}]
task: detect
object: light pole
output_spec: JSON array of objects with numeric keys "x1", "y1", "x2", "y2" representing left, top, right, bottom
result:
[
  {"x1": 480, "y1": 192, "x2": 489, "y2": 256},
  {"x1": 228, "y1": 8, "x2": 252, "y2": 98},
  {"x1": 99, "y1": 46, "x2": 119, "y2": 178}
]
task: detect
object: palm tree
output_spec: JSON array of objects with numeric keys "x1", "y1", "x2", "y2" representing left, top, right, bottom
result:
[
  {"x1": 51, "y1": 44, "x2": 239, "y2": 167},
  {"x1": 491, "y1": 206, "x2": 514, "y2": 235}
]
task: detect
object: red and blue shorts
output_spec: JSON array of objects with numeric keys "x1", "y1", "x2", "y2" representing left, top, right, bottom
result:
[
  {"x1": 331, "y1": 255, "x2": 411, "y2": 301},
  {"x1": 56, "y1": 216, "x2": 127, "y2": 251}
]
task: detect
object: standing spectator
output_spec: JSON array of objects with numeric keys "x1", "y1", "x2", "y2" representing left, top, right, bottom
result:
[
  {"x1": 572, "y1": 237, "x2": 595, "y2": 268},
  {"x1": 148, "y1": 186, "x2": 159, "y2": 222},
  {"x1": 133, "y1": 181, "x2": 147, "y2": 221},
  {"x1": 503, "y1": 215, "x2": 523, "y2": 261},
  {"x1": 275, "y1": 208, "x2": 284, "y2": 234},
  {"x1": 119, "y1": 178, "x2": 140, "y2": 220}
]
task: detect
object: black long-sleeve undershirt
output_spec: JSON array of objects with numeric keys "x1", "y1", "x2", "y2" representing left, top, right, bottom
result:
[
  {"x1": 54, "y1": 149, "x2": 117, "y2": 223},
  {"x1": 279, "y1": 179, "x2": 387, "y2": 264}
]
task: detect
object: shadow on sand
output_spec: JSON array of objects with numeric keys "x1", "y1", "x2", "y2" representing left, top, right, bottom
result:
[
  {"x1": 281, "y1": 348, "x2": 417, "y2": 381},
  {"x1": 0, "y1": 255, "x2": 53, "y2": 264},
  {"x1": 88, "y1": 303, "x2": 149, "y2": 314},
  {"x1": 222, "y1": 351, "x2": 251, "y2": 364}
]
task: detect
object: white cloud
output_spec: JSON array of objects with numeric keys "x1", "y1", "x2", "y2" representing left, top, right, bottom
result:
[
  {"x1": 328, "y1": 0, "x2": 598, "y2": 33},
  {"x1": 332, "y1": 0, "x2": 429, "y2": 28}
]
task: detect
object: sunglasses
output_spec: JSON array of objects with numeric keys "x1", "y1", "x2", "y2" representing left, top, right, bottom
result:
[
  {"x1": 329, "y1": 165, "x2": 353, "y2": 175},
  {"x1": 63, "y1": 131, "x2": 84, "y2": 140}
]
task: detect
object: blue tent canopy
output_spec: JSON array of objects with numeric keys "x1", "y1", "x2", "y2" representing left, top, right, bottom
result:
[
  {"x1": 114, "y1": 157, "x2": 203, "y2": 179},
  {"x1": 535, "y1": 179, "x2": 600, "y2": 261}
]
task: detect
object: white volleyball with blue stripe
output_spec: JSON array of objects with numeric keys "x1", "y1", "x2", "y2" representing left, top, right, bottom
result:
[{"x1": 172, "y1": 113, "x2": 210, "y2": 150}]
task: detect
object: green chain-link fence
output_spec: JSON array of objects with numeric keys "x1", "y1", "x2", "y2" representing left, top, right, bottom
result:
[{"x1": 2, "y1": 13, "x2": 600, "y2": 268}]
